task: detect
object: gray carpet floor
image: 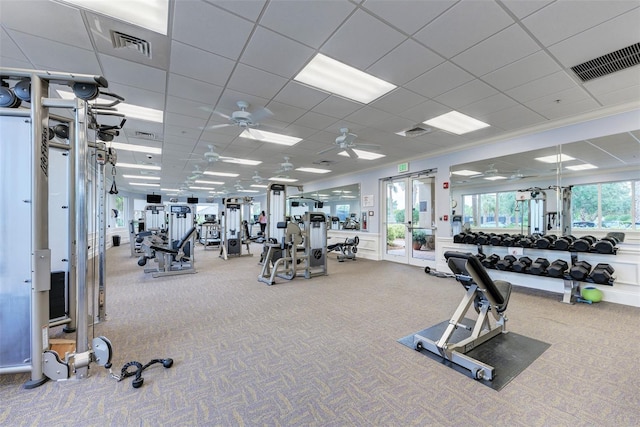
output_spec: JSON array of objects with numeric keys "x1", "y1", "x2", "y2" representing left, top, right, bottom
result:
[{"x1": 1, "y1": 243, "x2": 639, "y2": 426}]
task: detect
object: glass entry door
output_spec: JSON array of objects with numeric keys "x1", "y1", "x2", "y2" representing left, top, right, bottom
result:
[{"x1": 383, "y1": 174, "x2": 436, "y2": 269}]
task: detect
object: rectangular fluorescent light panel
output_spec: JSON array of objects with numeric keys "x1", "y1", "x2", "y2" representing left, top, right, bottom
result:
[
  {"x1": 57, "y1": 90, "x2": 163, "y2": 123},
  {"x1": 535, "y1": 154, "x2": 576, "y2": 163},
  {"x1": 62, "y1": 0, "x2": 169, "y2": 35},
  {"x1": 239, "y1": 189, "x2": 259, "y2": 193},
  {"x1": 268, "y1": 177, "x2": 299, "y2": 183},
  {"x1": 122, "y1": 174, "x2": 160, "y2": 180},
  {"x1": 294, "y1": 53, "x2": 396, "y2": 104},
  {"x1": 566, "y1": 163, "x2": 598, "y2": 171},
  {"x1": 424, "y1": 111, "x2": 490, "y2": 135},
  {"x1": 239, "y1": 129, "x2": 302, "y2": 146},
  {"x1": 161, "y1": 188, "x2": 179, "y2": 192},
  {"x1": 111, "y1": 142, "x2": 162, "y2": 154},
  {"x1": 118, "y1": 162, "x2": 161, "y2": 171},
  {"x1": 195, "y1": 180, "x2": 224, "y2": 185},
  {"x1": 337, "y1": 149, "x2": 386, "y2": 160},
  {"x1": 221, "y1": 157, "x2": 262, "y2": 166},
  {"x1": 451, "y1": 169, "x2": 481, "y2": 176},
  {"x1": 203, "y1": 171, "x2": 239, "y2": 177},
  {"x1": 251, "y1": 184, "x2": 268, "y2": 188},
  {"x1": 295, "y1": 167, "x2": 331, "y2": 174},
  {"x1": 189, "y1": 186, "x2": 215, "y2": 191},
  {"x1": 129, "y1": 182, "x2": 160, "y2": 187},
  {"x1": 484, "y1": 176, "x2": 506, "y2": 181}
]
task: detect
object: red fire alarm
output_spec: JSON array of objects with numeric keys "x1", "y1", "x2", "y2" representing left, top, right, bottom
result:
[
  {"x1": 443, "y1": 182, "x2": 449, "y2": 189},
  {"x1": 443, "y1": 214, "x2": 449, "y2": 221}
]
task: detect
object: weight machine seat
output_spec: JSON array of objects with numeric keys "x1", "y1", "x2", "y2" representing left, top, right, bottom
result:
[
  {"x1": 151, "y1": 227, "x2": 197, "y2": 254},
  {"x1": 444, "y1": 251, "x2": 512, "y2": 313}
]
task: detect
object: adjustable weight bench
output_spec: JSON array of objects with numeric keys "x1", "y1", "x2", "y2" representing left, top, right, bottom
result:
[
  {"x1": 327, "y1": 235, "x2": 359, "y2": 261},
  {"x1": 413, "y1": 251, "x2": 512, "y2": 380},
  {"x1": 143, "y1": 226, "x2": 198, "y2": 278}
]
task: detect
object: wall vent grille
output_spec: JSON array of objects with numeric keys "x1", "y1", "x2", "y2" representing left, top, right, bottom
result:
[
  {"x1": 110, "y1": 30, "x2": 151, "y2": 58},
  {"x1": 571, "y1": 42, "x2": 640, "y2": 82}
]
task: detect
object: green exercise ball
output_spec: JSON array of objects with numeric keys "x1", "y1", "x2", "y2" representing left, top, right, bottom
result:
[{"x1": 581, "y1": 286, "x2": 603, "y2": 303}]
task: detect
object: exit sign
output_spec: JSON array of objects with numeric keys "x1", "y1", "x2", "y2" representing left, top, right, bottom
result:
[{"x1": 398, "y1": 162, "x2": 409, "y2": 173}]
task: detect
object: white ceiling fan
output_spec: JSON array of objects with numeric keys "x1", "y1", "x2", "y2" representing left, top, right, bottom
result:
[
  {"x1": 252, "y1": 171, "x2": 266, "y2": 183},
  {"x1": 206, "y1": 101, "x2": 273, "y2": 135},
  {"x1": 317, "y1": 128, "x2": 380, "y2": 159},
  {"x1": 182, "y1": 144, "x2": 221, "y2": 163},
  {"x1": 276, "y1": 156, "x2": 294, "y2": 173}
]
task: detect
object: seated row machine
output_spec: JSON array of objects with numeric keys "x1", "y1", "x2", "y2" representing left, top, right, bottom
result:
[
  {"x1": 138, "y1": 227, "x2": 198, "y2": 278},
  {"x1": 413, "y1": 251, "x2": 512, "y2": 381}
]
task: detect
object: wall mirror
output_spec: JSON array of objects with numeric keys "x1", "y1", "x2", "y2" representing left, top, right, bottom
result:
[{"x1": 291, "y1": 184, "x2": 361, "y2": 230}]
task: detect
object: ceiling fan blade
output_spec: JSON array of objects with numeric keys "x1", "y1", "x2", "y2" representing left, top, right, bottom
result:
[
  {"x1": 318, "y1": 145, "x2": 339, "y2": 155},
  {"x1": 250, "y1": 107, "x2": 273, "y2": 123},
  {"x1": 213, "y1": 111, "x2": 231, "y2": 120},
  {"x1": 207, "y1": 123, "x2": 232, "y2": 130},
  {"x1": 247, "y1": 128, "x2": 266, "y2": 140},
  {"x1": 343, "y1": 133, "x2": 357, "y2": 144},
  {"x1": 345, "y1": 147, "x2": 358, "y2": 159}
]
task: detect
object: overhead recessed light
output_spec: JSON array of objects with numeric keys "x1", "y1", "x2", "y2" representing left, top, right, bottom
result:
[
  {"x1": 161, "y1": 188, "x2": 179, "y2": 192},
  {"x1": 423, "y1": 111, "x2": 490, "y2": 135},
  {"x1": 250, "y1": 184, "x2": 268, "y2": 188},
  {"x1": 535, "y1": 154, "x2": 576, "y2": 163},
  {"x1": 221, "y1": 157, "x2": 262, "y2": 166},
  {"x1": 238, "y1": 189, "x2": 259, "y2": 193},
  {"x1": 239, "y1": 129, "x2": 302, "y2": 146},
  {"x1": 111, "y1": 142, "x2": 162, "y2": 154},
  {"x1": 61, "y1": 0, "x2": 169, "y2": 35},
  {"x1": 484, "y1": 176, "x2": 506, "y2": 181},
  {"x1": 57, "y1": 90, "x2": 164, "y2": 123},
  {"x1": 189, "y1": 186, "x2": 216, "y2": 190},
  {"x1": 268, "y1": 177, "x2": 299, "y2": 183},
  {"x1": 294, "y1": 53, "x2": 396, "y2": 104},
  {"x1": 295, "y1": 167, "x2": 331, "y2": 174},
  {"x1": 195, "y1": 179, "x2": 224, "y2": 185},
  {"x1": 129, "y1": 182, "x2": 160, "y2": 187},
  {"x1": 203, "y1": 171, "x2": 240, "y2": 177},
  {"x1": 451, "y1": 170, "x2": 481, "y2": 176},
  {"x1": 566, "y1": 163, "x2": 598, "y2": 171},
  {"x1": 118, "y1": 162, "x2": 161, "y2": 171},
  {"x1": 337, "y1": 149, "x2": 386, "y2": 160},
  {"x1": 122, "y1": 174, "x2": 160, "y2": 180}
]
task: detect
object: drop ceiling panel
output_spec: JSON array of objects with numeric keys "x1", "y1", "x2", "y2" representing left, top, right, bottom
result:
[
  {"x1": 260, "y1": 0, "x2": 355, "y2": 48},
  {"x1": 367, "y1": 39, "x2": 444, "y2": 86},
  {"x1": 167, "y1": 73, "x2": 223, "y2": 105},
  {"x1": 99, "y1": 54, "x2": 166, "y2": 93},
  {"x1": 344, "y1": 105, "x2": 395, "y2": 127},
  {"x1": 481, "y1": 51, "x2": 562, "y2": 92},
  {"x1": 272, "y1": 81, "x2": 330, "y2": 110},
  {"x1": 321, "y1": 9, "x2": 406, "y2": 69},
  {"x1": 435, "y1": 79, "x2": 498, "y2": 110},
  {"x1": 362, "y1": 0, "x2": 456, "y2": 35},
  {"x1": 262, "y1": 101, "x2": 306, "y2": 123},
  {"x1": 413, "y1": 0, "x2": 513, "y2": 58},
  {"x1": 532, "y1": 97, "x2": 601, "y2": 121},
  {"x1": 171, "y1": 1, "x2": 254, "y2": 60},
  {"x1": 0, "y1": 28, "x2": 29, "y2": 62},
  {"x1": 169, "y1": 41, "x2": 235, "y2": 86},
  {"x1": 506, "y1": 71, "x2": 578, "y2": 104},
  {"x1": 226, "y1": 63, "x2": 288, "y2": 100},
  {"x1": 165, "y1": 96, "x2": 214, "y2": 120},
  {"x1": 460, "y1": 94, "x2": 520, "y2": 120},
  {"x1": 500, "y1": 0, "x2": 554, "y2": 19},
  {"x1": 402, "y1": 100, "x2": 451, "y2": 123},
  {"x1": 589, "y1": 132, "x2": 640, "y2": 165},
  {"x1": 548, "y1": 8, "x2": 640, "y2": 68},
  {"x1": 369, "y1": 87, "x2": 426, "y2": 115},
  {"x1": 524, "y1": 86, "x2": 592, "y2": 113},
  {"x1": 522, "y1": 0, "x2": 638, "y2": 47},
  {"x1": 8, "y1": 31, "x2": 101, "y2": 75},
  {"x1": 451, "y1": 24, "x2": 540, "y2": 76},
  {"x1": 106, "y1": 82, "x2": 166, "y2": 111},
  {"x1": 212, "y1": 0, "x2": 267, "y2": 22},
  {"x1": 311, "y1": 95, "x2": 363, "y2": 119},
  {"x1": 240, "y1": 26, "x2": 315, "y2": 78},
  {"x1": 164, "y1": 111, "x2": 208, "y2": 130},
  {"x1": 483, "y1": 105, "x2": 545, "y2": 131},
  {"x1": 292, "y1": 111, "x2": 339, "y2": 131},
  {"x1": 405, "y1": 61, "x2": 474, "y2": 98},
  {"x1": 0, "y1": 0, "x2": 92, "y2": 50}
]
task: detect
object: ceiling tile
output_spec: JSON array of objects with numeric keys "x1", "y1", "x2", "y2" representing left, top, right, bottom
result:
[
  {"x1": 312, "y1": 95, "x2": 363, "y2": 119},
  {"x1": 506, "y1": 71, "x2": 577, "y2": 104},
  {"x1": 522, "y1": 0, "x2": 638, "y2": 46},
  {"x1": 272, "y1": 81, "x2": 330, "y2": 110},
  {"x1": 500, "y1": 0, "x2": 554, "y2": 19},
  {"x1": 293, "y1": 111, "x2": 339, "y2": 131},
  {"x1": 484, "y1": 105, "x2": 545, "y2": 131},
  {"x1": 459, "y1": 94, "x2": 519, "y2": 121},
  {"x1": 169, "y1": 41, "x2": 235, "y2": 86},
  {"x1": 530, "y1": 97, "x2": 601, "y2": 121},
  {"x1": 165, "y1": 96, "x2": 215, "y2": 120},
  {"x1": 99, "y1": 54, "x2": 166, "y2": 93},
  {"x1": 370, "y1": 87, "x2": 426, "y2": 115},
  {"x1": 345, "y1": 105, "x2": 394, "y2": 127},
  {"x1": 172, "y1": 1, "x2": 254, "y2": 60},
  {"x1": 106, "y1": 82, "x2": 166, "y2": 110},
  {"x1": 413, "y1": 0, "x2": 514, "y2": 58},
  {"x1": 367, "y1": 39, "x2": 444, "y2": 86},
  {"x1": 240, "y1": 26, "x2": 315, "y2": 78},
  {"x1": 362, "y1": 0, "x2": 456, "y2": 35},
  {"x1": 321, "y1": 9, "x2": 406, "y2": 69},
  {"x1": 210, "y1": 0, "x2": 267, "y2": 22},
  {"x1": 226, "y1": 63, "x2": 288, "y2": 100},
  {"x1": 0, "y1": 28, "x2": 29, "y2": 62},
  {"x1": 8, "y1": 31, "x2": 101, "y2": 75},
  {"x1": 451, "y1": 24, "x2": 540, "y2": 76},
  {"x1": 167, "y1": 73, "x2": 224, "y2": 105},
  {"x1": 164, "y1": 111, "x2": 208, "y2": 129},
  {"x1": 262, "y1": 101, "x2": 306, "y2": 123},
  {"x1": 548, "y1": 7, "x2": 640, "y2": 68},
  {"x1": 434, "y1": 79, "x2": 498, "y2": 110},
  {"x1": 481, "y1": 51, "x2": 561, "y2": 91},
  {"x1": 585, "y1": 67, "x2": 640, "y2": 106},
  {"x1": 405, "y1": 61, "x2": 474, "y2": 98},
  {"x1": 402, "y1": 100, "x2": 451, "y2": 123},
  {"x1": 0, "y1": 0, "x2": 93, "y2": 50},
  {"x1": 260, "y1": 0, "x2": 355, "y2": 48}
]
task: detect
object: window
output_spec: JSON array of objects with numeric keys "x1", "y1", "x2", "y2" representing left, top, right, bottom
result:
[
  {"x1": 572, "y1": 181, "x2": 635, "y2": 229},
  {"x1": 114, "y1": 195, "x2": 127, "y2": 227}
]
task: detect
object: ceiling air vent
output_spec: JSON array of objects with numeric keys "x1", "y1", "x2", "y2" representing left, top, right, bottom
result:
[
  {"x1": 110, "y1": 30, "x2": 151, "y2": 58},
  {"x1": 571, "y1": 42, "x2": 640, "y2": 82},
  {"x1": 134, "y1": 130, "x2": 156, "y2": 140},
  {"x1": 396, "y1": 126, "x2": 432, "y2": 138},
  {"x1": 313, "y1": 159, "x2": 336, "y2": 166}
]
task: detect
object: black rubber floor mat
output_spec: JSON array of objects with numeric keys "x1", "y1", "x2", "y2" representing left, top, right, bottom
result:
[{"x1": 398, "y1": 319, "x2": 550, "y2": 391}]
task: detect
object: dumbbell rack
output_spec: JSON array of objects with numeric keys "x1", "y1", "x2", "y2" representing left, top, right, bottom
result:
[{"x1": 468, "y1": 242, "x2": 616, "y2": 305}]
